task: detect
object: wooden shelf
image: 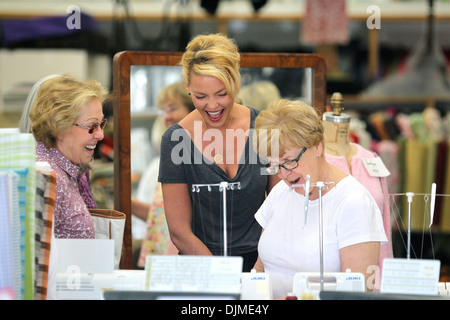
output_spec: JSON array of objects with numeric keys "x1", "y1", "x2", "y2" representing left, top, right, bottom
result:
[{"x1": 0, "y1": 1, "x2": 449, "y2": 21}]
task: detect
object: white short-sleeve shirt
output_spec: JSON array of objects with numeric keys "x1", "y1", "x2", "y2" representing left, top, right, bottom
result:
[{"x1": 255, "y1": 175, "x2": 387, "y2": 299}]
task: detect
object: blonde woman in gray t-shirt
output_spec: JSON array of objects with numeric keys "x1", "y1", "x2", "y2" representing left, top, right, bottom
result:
[{"x1": 159, "y1": 33, "x2": 279, "y2": 271}]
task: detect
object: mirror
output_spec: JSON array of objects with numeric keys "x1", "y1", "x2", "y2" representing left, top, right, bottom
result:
[{"x1": 113, "y1": 51, "x2": 326, "y2": 268}]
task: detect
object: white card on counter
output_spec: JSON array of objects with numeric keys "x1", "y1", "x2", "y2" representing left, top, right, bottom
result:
[
  {"x1": 362, "y1": 157, "x2": 390, "y2": 177},
  {"x1": 145, "y1": 255, "x2": 242, "y2": 293},
  {"x1": 55, "y1": 239, "x2": 114, "y2": 274},
  {"x1": 381, "y1": 258, "x2": 440, "y2": 296}
]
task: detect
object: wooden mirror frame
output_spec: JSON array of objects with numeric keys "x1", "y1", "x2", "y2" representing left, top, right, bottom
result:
[{"x1": 112, "y1": 51, "x2": 326, "y2": 269}]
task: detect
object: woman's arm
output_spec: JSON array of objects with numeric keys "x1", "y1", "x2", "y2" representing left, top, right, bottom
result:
[
  {"x1": 131, "y1": 198, "x2": 150, "y2": 221},
  {"x1": 340, "y1": 241, "x2": 380, "y2": 291},
  {"x1": 162, "y1": 182, "x2": 212, "y2": 256},
  {"x1": 252, "y1": 256, "x2": 265, "y2": 273}
]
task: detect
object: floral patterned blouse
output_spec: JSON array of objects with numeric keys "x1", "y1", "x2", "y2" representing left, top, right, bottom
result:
[{"x1": 36, "y1": 141, "x2": 95, "y2": 239}]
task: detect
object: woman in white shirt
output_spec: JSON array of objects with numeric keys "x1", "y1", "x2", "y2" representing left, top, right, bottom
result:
[{"x1": 252, "y1": 99, "x2": 387, "y2": 299}]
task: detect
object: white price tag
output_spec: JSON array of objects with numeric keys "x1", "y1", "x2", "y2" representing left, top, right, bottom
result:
[
  {"x1": 381, "y1": 258, "x2": 441, "y2": 295},
  {"x1": 361, "y1": 157, "x2": 390, "y2": 177}
]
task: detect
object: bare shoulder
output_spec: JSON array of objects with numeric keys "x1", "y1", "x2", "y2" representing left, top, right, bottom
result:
[
  {"x1": 178, "y1": 109, "x2": 201, "y2": 132},
  {"x1": 232, "y1": 103, "x2": 251, "y2": 129}
]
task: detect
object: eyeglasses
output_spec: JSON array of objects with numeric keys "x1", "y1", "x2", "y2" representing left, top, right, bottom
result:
[
  {"x1": 74, "y1": 118, "x2": 107, "y2": 134},
  {"x1": 266, "y1": 147, "x2": 307, "y2": 175},
  {"x1": 157, "y1": 108, "x2": 178, "y2": 116}
]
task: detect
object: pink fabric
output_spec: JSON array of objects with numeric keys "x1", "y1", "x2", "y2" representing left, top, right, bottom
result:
[
  {"x1": 376, "y1": 140, "x2": 400, "y2": 194},
  {"x1": 302, "y1": 0, "x2": 349, "y2": 45},
  {"x1": 325, "y1": 143, "x2": 393, "y2": 273}
]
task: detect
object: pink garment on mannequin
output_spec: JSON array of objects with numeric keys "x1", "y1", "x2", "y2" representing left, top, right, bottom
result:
[{"x1": 325, "y1": 143, "x2": 393, "y2": 273}]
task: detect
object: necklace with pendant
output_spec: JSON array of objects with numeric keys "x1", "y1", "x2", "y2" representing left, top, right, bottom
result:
[
  {"x1": 213, "y1": 153, "x2": 223, "y2": 164},
  {"x1": 202, "y1": 110, "x2": 233, "y2": 165}
]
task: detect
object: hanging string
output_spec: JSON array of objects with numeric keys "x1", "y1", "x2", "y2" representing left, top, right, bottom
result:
[
  {"x1": 191, "y1": 182, "x2": 240, "y2": 256},
  {"x1": 389, "y1": 192, "x2": 450, "y2": 260},
  {"x1": 192, "y1": 188, "x2": 207, "y2": 246},
  {"x1": 208, "y1": 187, "x2": 215, "y2": 246},
  {"x1": 392, "y1": 193, "x2": 450, "y2": 197},
  {"x1": 389, "y1": 194, "x2": 417, "y2": 259},
  {"x1": 229, "y1": 188, "x2": 234, "y2": 257},
  {"x1": 421, "y1": 194, "x2": 436, "y2": 260}
]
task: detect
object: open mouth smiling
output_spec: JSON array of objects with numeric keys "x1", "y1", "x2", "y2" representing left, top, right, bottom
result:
[
  {"x1": 205, "y1": 109, "x2": 224, "y2": 121},
  {"x1": 85, "y1": 144, "x2": 96, "y2": 152}
]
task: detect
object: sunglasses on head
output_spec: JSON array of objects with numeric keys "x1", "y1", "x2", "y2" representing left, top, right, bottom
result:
[{"x1": 74, "y1": 118, "x2": 107, "y2": 134}]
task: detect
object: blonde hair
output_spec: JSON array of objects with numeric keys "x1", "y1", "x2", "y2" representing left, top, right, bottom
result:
[
  {"x1": 254, "y1": 99, "x2": 323, "y2": 158},
  {"x1": 237, "y1": 80, "x2": 280, "y2": 110},
  {"x1": 179, "y1": 33, "x2": 241, "y2": 99},
  {"x1": 156, "y1": 81, "x2": 195, "y2": 112},
  {"x1": 29, "y1": 74, "x2": 109, "y2": 149}
]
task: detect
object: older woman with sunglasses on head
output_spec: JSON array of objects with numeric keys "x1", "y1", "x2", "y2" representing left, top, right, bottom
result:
[
  {"x1": 252, "y1": 99, "x2": 387, "y2": 299},
  {"x1": 29, "y1": 74, "x2": 109, "y2": 239}
]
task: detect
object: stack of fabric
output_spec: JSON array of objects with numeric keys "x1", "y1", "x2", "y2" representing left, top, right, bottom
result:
[{"x1": 0, "y1": 130, "x2": 57, "y2": 300}]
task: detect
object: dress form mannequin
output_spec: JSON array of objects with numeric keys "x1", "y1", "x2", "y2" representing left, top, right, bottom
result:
[
  {"x1": 322, "y1": 93, "x2": 356, "y2": 170},
  {"x1": 323, "y1": 93, "x2": 393, "y2": 290}
]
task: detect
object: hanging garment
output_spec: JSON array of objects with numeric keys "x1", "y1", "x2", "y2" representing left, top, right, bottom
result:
[
  {"x1": 326, "y1": 143, "x2": 393, "y2": 271},
  {"x1": 301, "y1": 0, "x2": 349, "y2": 45},
  {"x1": 440, "y1": 145, "x2": 450, "y2": 231},
  {"x1": 376, "y1": 140, "x2": 400, "y2": 195}
]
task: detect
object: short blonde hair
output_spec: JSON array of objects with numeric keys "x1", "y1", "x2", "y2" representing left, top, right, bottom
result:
[
  {"x1": 29, "y1": 74, "x2": 108, "y2": 149},
  {"x1": 156, "y1": 81, "x2": 195, "y2": 112},
  {"x1": 237, "y1": 80, "x2": 280, "y2": 110},
  {"x1": 254, "y1": 99, "x2": 323, "y2": 158},
  {"x1": 179, "y1": 33, "x2": 241, "y2": 99}
]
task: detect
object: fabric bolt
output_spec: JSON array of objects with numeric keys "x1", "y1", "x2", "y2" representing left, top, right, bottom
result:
[
  {"x1": 34, "y1": 170, "x2": 56, "y2": 300},
  {"x1": 325, "y1": 143, "x2": 393, "y2": 271},
  {"x1": 403, "y1": 139, "x2": 437, "y2": 230},
  {"x1": 376, "y1": 140, "x2": 400, "y2": 194},
  {"x1": 0, "y1": 173, "x2": 16, "y2": 294},
  {"x1": 0, "y1": 168, "x2": 28, "y2": 300},
  {"x1": 440, "y1": 146, "x2": 450, "y2": 231},
  {"x1": 0, "y1": 132, "x2": 36, "y2": 300},
  {"x1": 255, "y1": 176, "x2": 387, "y2": 299},
  {"x1": 35, "y1": 141, "x2": 95, "y2": 239},
  {"x1": 434, "y1": 141, "x2": 448, "y2": 227}
]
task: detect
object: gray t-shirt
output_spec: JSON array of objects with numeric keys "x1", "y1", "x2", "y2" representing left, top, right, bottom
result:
[{"x1": 158, "y1": 107, "x2": 268, "y2": 256}]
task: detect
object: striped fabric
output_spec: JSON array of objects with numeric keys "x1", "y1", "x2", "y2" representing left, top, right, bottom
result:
[
  {"x1": 34, "y1": 170, "x2": 56, "y2": 300},
  {"x1": 0, "y1": 172, "x2": 16, "y2": 295},
  {"x1": 0, "y1": 132, "x2": 36, "y2": 300},
  {"x1": 0, "y1": 168, "x2": 28, "y2": 299}
]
